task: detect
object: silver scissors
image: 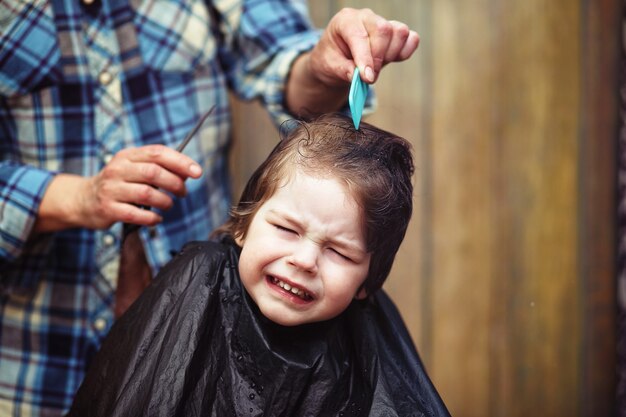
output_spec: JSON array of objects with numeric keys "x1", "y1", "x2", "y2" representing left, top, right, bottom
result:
[
  {"x1": 175, "y1": 105, "x2": 215, "y2": 153},
  {"x1": 123, "y1": 105, "x2": 216, "y2": 236}
]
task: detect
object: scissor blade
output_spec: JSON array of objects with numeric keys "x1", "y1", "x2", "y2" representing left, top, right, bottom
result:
[{"x1": 177, "y1": 105, "x2": 216, "y2": 152}]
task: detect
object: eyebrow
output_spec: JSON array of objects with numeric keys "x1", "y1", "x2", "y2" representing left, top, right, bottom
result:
[{"x1": 267, "y1": 209, "x2": 368, "y2": 255}]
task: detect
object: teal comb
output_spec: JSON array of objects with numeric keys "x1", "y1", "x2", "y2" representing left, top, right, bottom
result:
[{"x1": 348, "y1": 67, "x2": 369, "y2": 130}]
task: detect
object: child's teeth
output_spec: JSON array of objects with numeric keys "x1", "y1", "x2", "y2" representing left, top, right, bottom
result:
[{"x1": 271, "y1": 276, "x2": 311, "y2": 300}]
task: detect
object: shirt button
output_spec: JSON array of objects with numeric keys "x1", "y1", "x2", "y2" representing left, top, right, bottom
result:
[
  {"x1": 103, "y1": 234, "x2": 115, "y2": 246},
  {"x1": 103, "y1": 153, "x2": 114, "y2": 164},
  {"x1": 94, "y1": 318, "x2": 107, "y2": 331},
  {"x1": 98, "y1": 70, "x2": 113, "y2": 86}
]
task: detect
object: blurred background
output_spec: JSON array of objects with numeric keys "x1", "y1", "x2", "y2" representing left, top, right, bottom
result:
[{"x1": 229, "y1": 1, "x2": 621, "y2": 416}]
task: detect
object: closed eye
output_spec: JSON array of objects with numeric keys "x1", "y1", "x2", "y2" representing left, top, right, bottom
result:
[
  {"x1": 274, "y1": 224, "x2": 297, "y2": 234},
  {"x1": 330, "y1": 248, "x2": 353, "y2": 263}
]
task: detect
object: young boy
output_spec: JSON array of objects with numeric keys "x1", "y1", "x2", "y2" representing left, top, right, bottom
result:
[{"x1": 68, "y1": 114, "x2": 450, "y2": 416}]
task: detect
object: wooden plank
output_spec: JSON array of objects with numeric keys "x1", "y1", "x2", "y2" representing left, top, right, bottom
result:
[
  {"x1": 488, "y1": 1, "x2": 581, "y2": 416},
  {"x1": 579, "y1": 0, "x2": 620, "y2": 415},
  {"x1": 229, "y1": 99, "x2": 277, "y2": 199},
  {"x1": 427, "y1": 1, "x2": 494, "y2": 414}
]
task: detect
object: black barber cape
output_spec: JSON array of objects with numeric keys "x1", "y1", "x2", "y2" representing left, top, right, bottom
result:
[{"x1": 68, "y1": 240, "x2": 450, "y2": 417}]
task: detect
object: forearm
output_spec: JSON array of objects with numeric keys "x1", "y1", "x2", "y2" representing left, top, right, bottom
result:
[
  {"x1": 34, "y1": 173, "x2": 87, "y2": 233},
  {"x1": 285, "y1": 52, "x2": 350, "y2": 119}
]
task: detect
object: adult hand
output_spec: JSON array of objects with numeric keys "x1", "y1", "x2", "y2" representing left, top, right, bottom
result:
[
  {"x1": 286, "y1": 8, "x2": 419, "y2": 117},
  {"x1": 34, "y1": 145, "x2": 202, "y2": 233},
  {"x1": 310, "y1": 8, "x2": 420, "y2": 86}
]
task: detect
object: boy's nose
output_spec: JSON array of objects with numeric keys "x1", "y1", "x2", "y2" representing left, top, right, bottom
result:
[{"x1": 288, "y1": 240, "x2": 319, "y2": 274}]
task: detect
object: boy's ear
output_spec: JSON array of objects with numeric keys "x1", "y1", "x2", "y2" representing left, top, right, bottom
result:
[{"x1": 355, "y1": 287, "x2": 368, "y2": 300}]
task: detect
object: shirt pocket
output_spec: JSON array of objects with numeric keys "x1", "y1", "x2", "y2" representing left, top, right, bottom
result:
[
  {"x1": 0, "y1": 0, "x2": 62, "y2": 98},
  {"x1": 132, "y1": 0, "x2": 217, "y2": 73}
]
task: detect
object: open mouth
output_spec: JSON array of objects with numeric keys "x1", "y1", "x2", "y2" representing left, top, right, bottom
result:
[{"x1": 268, "y1": 276, "x2": 313, "y2": 302}]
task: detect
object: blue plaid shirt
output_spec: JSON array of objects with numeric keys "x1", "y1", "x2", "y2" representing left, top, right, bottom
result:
[{"x1": 0, "y1": 0, "x2": 318, "y2": 414}]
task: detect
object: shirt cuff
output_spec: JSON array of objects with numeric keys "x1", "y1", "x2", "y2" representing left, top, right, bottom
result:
[
  {"x1": 261, "y1": 31, "x2": 319, "y2": 124},
  {"x1": 0, "y1": 164, "x2": 55, "y2": 261}
]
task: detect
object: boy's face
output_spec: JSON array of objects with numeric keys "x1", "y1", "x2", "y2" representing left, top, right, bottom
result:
[{"x1": 237, "y1": 169, "x2": 371, "y2": 326}]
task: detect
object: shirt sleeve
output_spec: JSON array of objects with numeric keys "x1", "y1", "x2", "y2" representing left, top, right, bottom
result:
[
  {"x1": 0, "y1": 162, "x2": 54, "y2": 262},
  {"x1": 213, "y1": 0, "x2": 320, "y2": 124},
  {"x1": 0, "y1": 1, "x2": 61, "y2": 98}
]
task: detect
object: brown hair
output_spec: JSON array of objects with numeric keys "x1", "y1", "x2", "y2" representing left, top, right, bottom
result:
[{"x1": 216, "y1": 113, "x2": 414, "y2": 296}]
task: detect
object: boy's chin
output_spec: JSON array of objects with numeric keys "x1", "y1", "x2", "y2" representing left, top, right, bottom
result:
[
  {"x1": 259, "y1": 308, "x2": 310, "y2": 327},
  {"x1": 254, "y1": 296, "x2": 365, "y2": 327},
  {"x1": 256, "y1": 303, "x2": 333, "y2": 327}
]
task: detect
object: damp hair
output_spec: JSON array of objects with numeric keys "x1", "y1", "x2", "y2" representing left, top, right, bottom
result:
[{"x1": 215, "y1": 113, "x2": 414, "y2": 296}]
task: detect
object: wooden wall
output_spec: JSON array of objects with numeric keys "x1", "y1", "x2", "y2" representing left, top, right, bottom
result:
[{"x1": 230, "y1": 1, "x2": 621, "y2": 415}]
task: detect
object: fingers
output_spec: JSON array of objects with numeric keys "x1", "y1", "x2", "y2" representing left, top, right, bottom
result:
[
  {"x1": 87, "y1": 144, "x2": 203, "y2": 227},
  {"x1": 308, "y1": 12, "x2": 360, "y2": 87},
  {"x1": 402, "y1": 29, "x2": 420, "y2": 61},
  {"x1": 124, "y1": 144, "x2": 202, "y2": 181},
  {"x1": 324, "y1": 8, "x2": 419, "y2": 84},
  {"x1": 360, "y1": 12, "x2": 393, "y2": 75},
  {"x1": 75, "y1": 174, "x2": 165, "y2": 230},
  {"x1": 385, "y1": 21, "x2": 419, "y2": 63},
  {"x1": 110, "y1": 201, "x2": 163, "y2": 226},
  {"x1": 110, "y1": 145, "x2": 201, "y2": 193},
  {"x1": 115, "y1": 161, "x2": 187, "y2": 197},
  {"x1": 100, "y1": 180, "x2": 175, "y2": 211},
  {"x1": 329, "y1": 9, "x2": 376, "y2": 81}
]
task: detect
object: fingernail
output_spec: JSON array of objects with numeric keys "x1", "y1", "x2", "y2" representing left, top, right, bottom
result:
[
  {"x1": 189, "y1": 163, "x2": 202, "y2": 176},
  {"x1": 364, "y1": 66, "x2": 375, "y2": 82}
]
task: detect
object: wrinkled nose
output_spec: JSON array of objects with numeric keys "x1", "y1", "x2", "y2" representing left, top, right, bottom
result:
[{"x1": 288, "y1": 240, "x2": 319, "y2": 274}]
